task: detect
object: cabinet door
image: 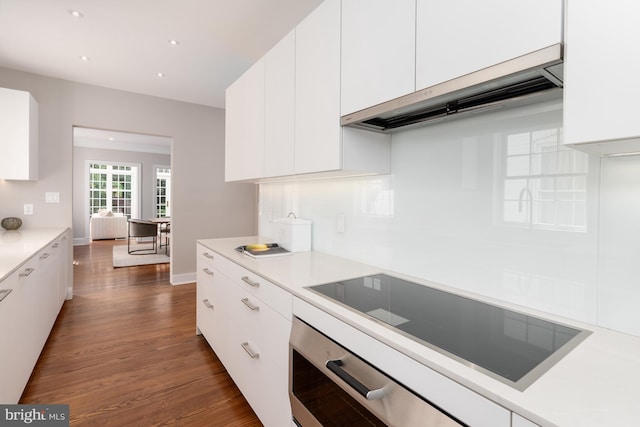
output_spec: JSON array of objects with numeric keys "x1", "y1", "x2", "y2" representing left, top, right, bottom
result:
[
  {"x1": 0, "y1": 272, "x2": 29, "y2": 403},
  {"x1": 416, "y1": 0, "x2": 562, "y2": 90},
  {"x1": 341, "y1": 0, "x2": 416, "y2": 115},
  {"x1": 196, "y1": 249, "x2": 232, "y2": 364},
  {"x1": 295, "y1": 0, "x2": 342, "y2": 174},
  {"x1": 196, "y1": 260, "x2": 217, "y2": 342},
  {"x1": 564, "y1": 0, "x2": 640, "y2": 150},
  {"x1": 59, "y1": 231, "x2": 72, "y2": 301},
  {"x1": 33, "y1": 247, "x2": 58, "y2": 355},
  {"x1": 11, "y1": 261, "x2": 39, "y2": 398},
  {"x1": 225, "y1": 58, "x2": 265, "y2": 182},
  {"x1": 264, "y1": 30, "x2": 296, "y2": 178},
  {"x1": 0, "y1": 87, "x2": 38, "y2": 180}
]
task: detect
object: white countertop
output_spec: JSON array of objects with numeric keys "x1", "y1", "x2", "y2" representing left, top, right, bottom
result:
[
  {"x1": 0, "y1": 228, "x2": 69, "y2": 281},
  {"x1": 198, "y1": 236, "x2": 640, "y2": 427}
]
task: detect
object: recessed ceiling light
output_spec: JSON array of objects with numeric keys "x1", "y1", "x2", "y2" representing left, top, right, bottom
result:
[
  {"x1": 80, "y1": 55, "x2": 90, "y2": 62},
  {"x1": 168, "y1": 39, "x2": 180, "y2": 46},
  {"x1": 157, "y1": 72, "x2": 165, "y2": 78},
  {"x1": 69, "y1": 9, "x2": 83, "y2": 18},
  {"x1": 108, "y1": 137, "x2": 114, "y2": 141}
]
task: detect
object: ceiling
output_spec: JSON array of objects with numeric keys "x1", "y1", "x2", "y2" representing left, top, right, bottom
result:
[
  {"x1": 0, "y1": 0, "x2": 323, "y2": 109},
  {"x1": 73, "y1": 127, "x2": 172, "y2": 155}
]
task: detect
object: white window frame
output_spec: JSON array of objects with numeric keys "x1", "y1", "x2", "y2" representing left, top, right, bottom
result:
[
  {"x1": 84, "y1": 160, "x2": 141, "y2": 239},
  {"x1": 153, "y1": 165, "x2": 171, "y2": 218}
]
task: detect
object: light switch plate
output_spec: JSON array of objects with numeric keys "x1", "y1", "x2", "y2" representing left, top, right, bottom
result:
[
  {"x1": 24, "y1": 204, "x2": 33, "y2": 215},
  {"x1": 45, "y1": 192, "x2": 60, "y2": 203}
]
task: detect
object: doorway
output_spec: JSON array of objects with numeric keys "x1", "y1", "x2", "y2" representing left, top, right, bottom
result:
[{"x1": 72, "y1": 126, "x2": 172, "y2": 246}]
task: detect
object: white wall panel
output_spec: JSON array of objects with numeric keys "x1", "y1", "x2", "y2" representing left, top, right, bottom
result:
[{"x1": 259, "y1": 97, "x2": 640, "y2": 337}]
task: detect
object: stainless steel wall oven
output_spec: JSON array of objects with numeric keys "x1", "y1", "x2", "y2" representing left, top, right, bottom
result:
[{"x1": 289, "y1": 317, "x2": 464, "y2": 427}]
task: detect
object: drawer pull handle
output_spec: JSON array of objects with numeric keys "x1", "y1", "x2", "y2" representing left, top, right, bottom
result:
[
  {"x1": 0, "y1": 289, "x2": 13, "y2": 302},
  {"x1": 241, "y1": 342, "x2": 259, "y2": 359},
  {"x1": 20, "y1": 268, "x2": 35, "y2": 277},
  {"x1": 202, "y1": 268, "x2": 214, "y2": 276},
  {"x1": 202, "y1": 299, "x2": 214, "y2": 309},
  {"x1": 202, "y1": 252, "x2": 214, "y2": 259},
  {"x1": 241, "y1": 276, "x2": 259, "y2": 287},
  {"x1": 52, "y1": 243, "x2": 60, "y2": 248},
  {"x1": 241, "y1": 297, "x2": 259, "y2": 311},
  {"x1": 40, "y1": 253, "x2": 50, "y2": 260}
]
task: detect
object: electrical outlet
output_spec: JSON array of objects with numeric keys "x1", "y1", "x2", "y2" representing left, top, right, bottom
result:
[{"x1": 24, "y1": 204, "x2": 33, "y2": 215}]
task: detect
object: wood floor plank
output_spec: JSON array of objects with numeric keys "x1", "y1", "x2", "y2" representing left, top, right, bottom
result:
[{"x1": 20, "y1": 240, "x2": 262, "y2": 426}]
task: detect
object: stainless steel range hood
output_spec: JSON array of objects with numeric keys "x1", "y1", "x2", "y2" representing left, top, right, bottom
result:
[{"x1": 341, "y1": 44, "x2": 564, "y2": 133}]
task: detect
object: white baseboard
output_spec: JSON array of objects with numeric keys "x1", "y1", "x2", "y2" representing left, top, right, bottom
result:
[
  {"x1": 74, "y1": 237, "x2": 90, "y2": 246},
  {"x1": 171, "y1": 272, "x2": 196, "y2": 286}
]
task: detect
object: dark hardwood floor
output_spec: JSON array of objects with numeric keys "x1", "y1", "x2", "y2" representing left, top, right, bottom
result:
[{"x1": 20, "y1": 240, "x2": 262, "y2": 427}]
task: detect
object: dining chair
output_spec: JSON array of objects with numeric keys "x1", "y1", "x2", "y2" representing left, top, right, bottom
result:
[
  {"x1": 127, "y1": 219, "x2": 158, "y2": 254},
  {"x1": 159, "y1": 222, "x2": 170, "y2": 255}
]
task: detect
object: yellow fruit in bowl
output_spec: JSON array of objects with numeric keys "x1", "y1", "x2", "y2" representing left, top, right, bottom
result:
[{"x1": 246, "y1": 243, "x2": 268, "y2": 251}]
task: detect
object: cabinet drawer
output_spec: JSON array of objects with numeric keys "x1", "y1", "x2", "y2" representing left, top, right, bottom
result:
[
  {"x1": 195, "y1": 264, "x2": 216, "y2": 340},
  {"x1": 222, "y1": 263, "x2": 292, "y2": 320},
  {"x1": 196, "y1": 246, "x2": 292, "y2": 319},
  {"x1": 512, "y1": 413, "x2": 540, "y2": 427},
  {"x1": 196, "y1": 261, "x2": 230, "y2": 360},
  {"x1": 196, "y1": 244, "x2": 217, "y2": 268},
  {"x1": 232, "y1": 284, "x2": 292, "y2": 364}
]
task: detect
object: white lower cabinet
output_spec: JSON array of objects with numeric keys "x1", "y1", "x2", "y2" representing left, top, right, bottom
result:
[
  {"x1": 195, "y1": 252, "x2": 219, "y2": 346},
  {"x1": 196, "y1": 244, "x2": 293, "y2": 426},
  {"x1": 196, "y1": 244, "x2": 546, "y2": 426},
  {"x1": 512, "y1": 413, "x2": 540, "y2": 427},
  {"x1": 0, "y1": 229, "x2": 71, "y2": 403},
  {"x1": 0, "y1": 271, "x2": 30, "y2": 403}
]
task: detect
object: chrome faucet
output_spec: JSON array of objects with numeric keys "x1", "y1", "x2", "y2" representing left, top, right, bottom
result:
[{"x1": 518, "y1": 187, "x2": 533, "y2": 224}]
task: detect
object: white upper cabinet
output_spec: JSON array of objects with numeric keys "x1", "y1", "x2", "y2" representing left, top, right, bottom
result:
[
  {"x1": 0, "y1": 87, "x2": 39, "y2": 180},
  {"x1": 264, "y1": 30, "x2": 296, "y2": 178},
  {"x1": 225, "y1": 0, "x2": 391, "y2": 181},
  {"x1": 295, "y1": 0, "x2": 391, "y2": 176},
  {"x1": 563, "y1": 0, "x2": 640, "y2": 154},
  {"x1": 225, "y1": 58, "x2": 265, "y2": 182},
  {"x1": 415, "y1": 0, "x2": 563, "y2": 90},
  {"x1": 340, "y1": 0, "x2": 416, "y2": 115},
  {"x1": 295, "y1": 0, "x2": 343, "y2": 174}
]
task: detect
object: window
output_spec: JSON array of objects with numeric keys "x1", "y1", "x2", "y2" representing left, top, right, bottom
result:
[
  {"x1": 500, "y1": 128, "x2": 589, "y2": 232},
  {"x1": 88, "y1": 162, "x2": 139, "y2": 218},
  {"x1": 154, "y1": 166, "x2": 171, "y2": 218}
]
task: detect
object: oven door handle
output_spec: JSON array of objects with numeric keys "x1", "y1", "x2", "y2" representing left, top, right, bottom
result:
[{"x1": 326, "y1": 359, "x2": 385, "y2": 400}]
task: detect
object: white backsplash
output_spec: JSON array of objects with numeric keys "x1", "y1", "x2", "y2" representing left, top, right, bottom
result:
[{"x1": 259, "y1": 98, "x2": 640, "y2": 337}]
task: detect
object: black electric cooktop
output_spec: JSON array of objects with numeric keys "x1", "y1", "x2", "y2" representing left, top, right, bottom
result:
[{"x1": 308, "y1": 274, "x2": 591, "y2": 390}]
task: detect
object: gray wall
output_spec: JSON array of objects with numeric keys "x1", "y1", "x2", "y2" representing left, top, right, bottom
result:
[
  {"x1": 0, "y1": 66, "x2": 257, "y2": 283},
  {"x1": 72, "y1": 146, "x2": 171, "y2": 243}
]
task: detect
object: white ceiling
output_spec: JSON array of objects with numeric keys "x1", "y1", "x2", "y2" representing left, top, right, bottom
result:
[
  {"x1": 0, "y1": 0, "x2": 323, "y2": 109},
  {"x1": 73, "y1": 127, "x2": 172, "y2": 155}
]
